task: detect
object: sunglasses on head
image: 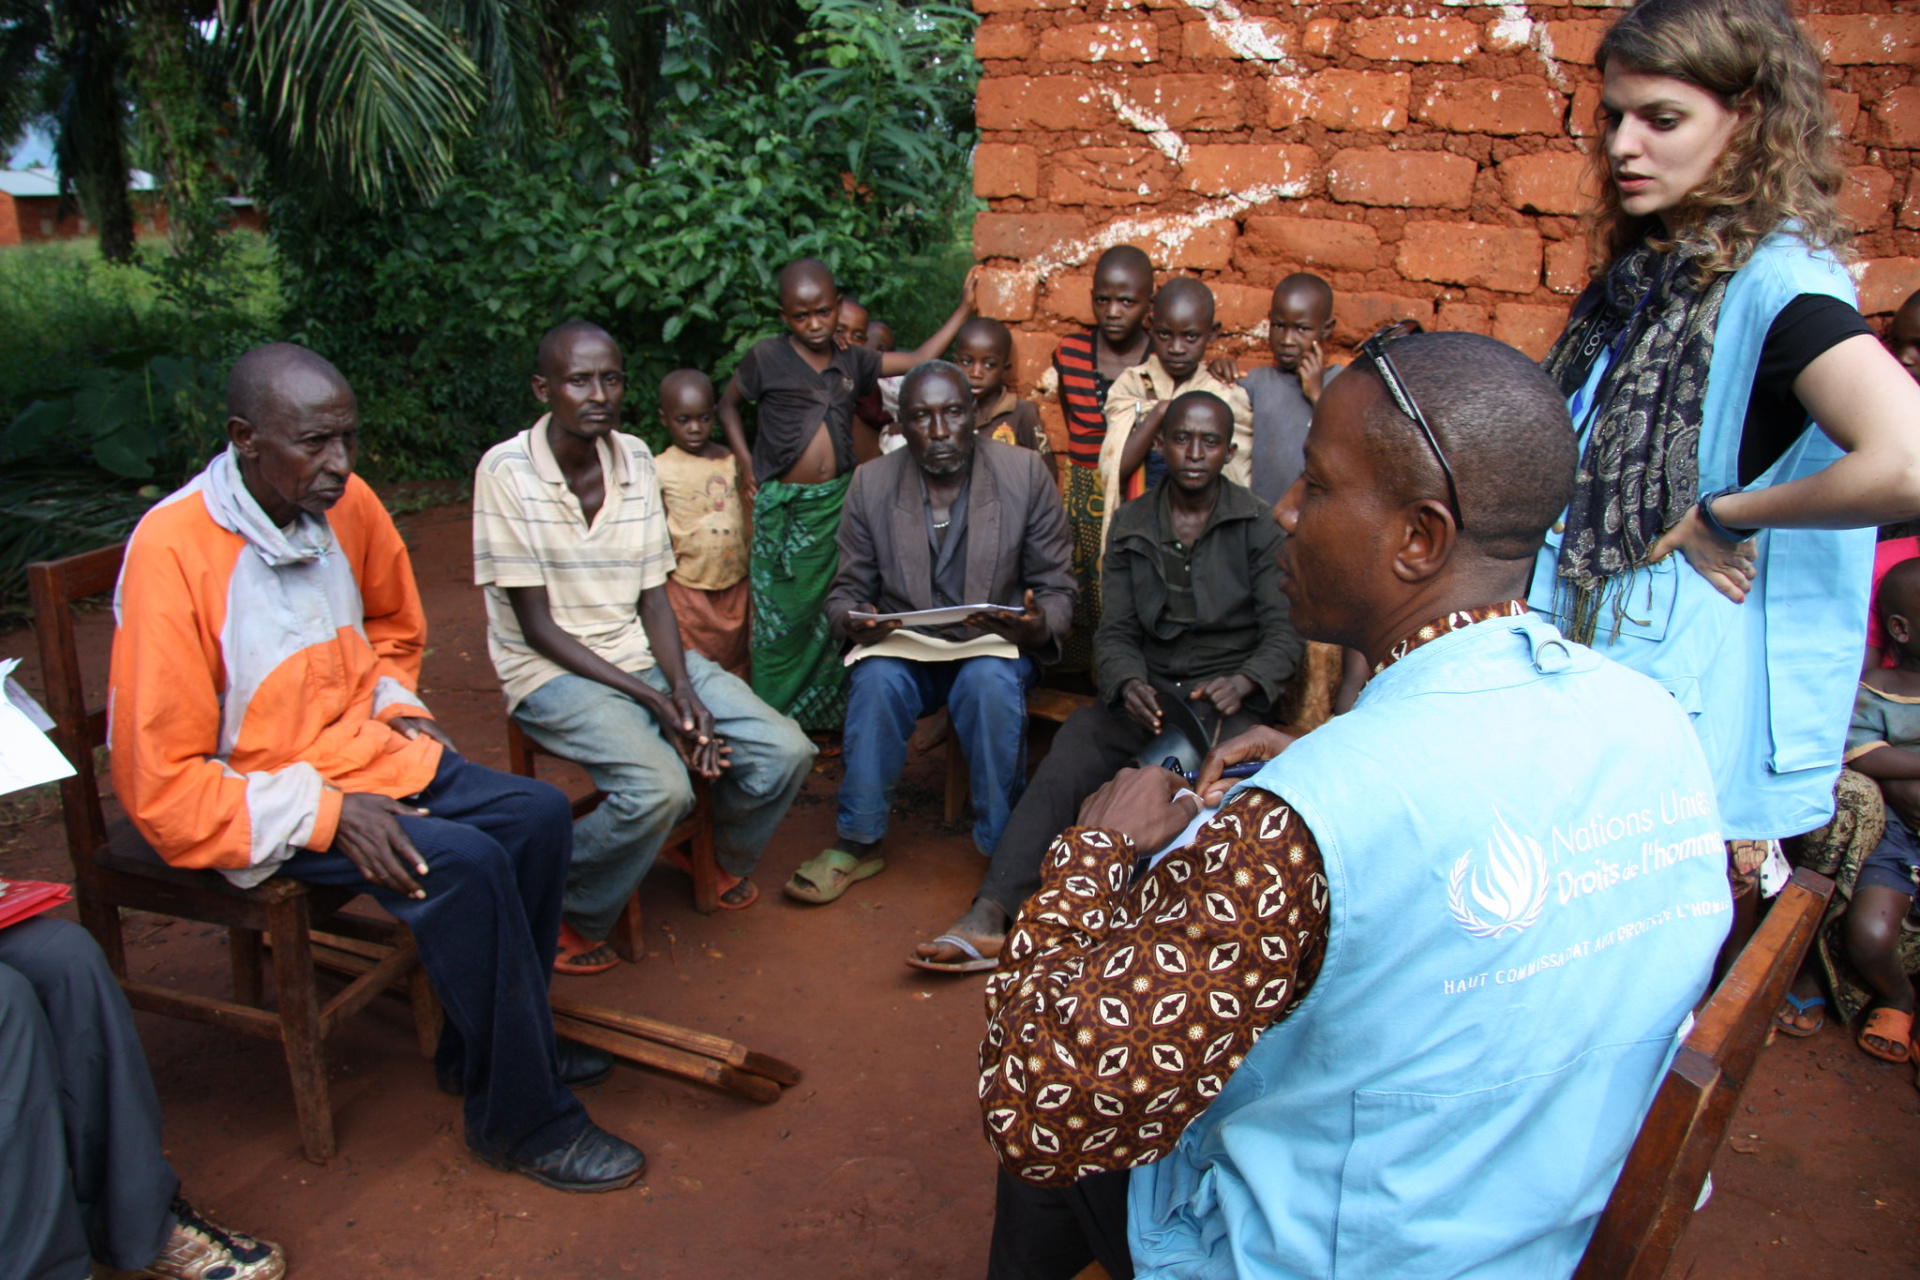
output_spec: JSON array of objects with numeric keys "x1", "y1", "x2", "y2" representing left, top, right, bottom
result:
[{"x1": 1355, "y1": 319, "x2": 1466, "y2": 531}]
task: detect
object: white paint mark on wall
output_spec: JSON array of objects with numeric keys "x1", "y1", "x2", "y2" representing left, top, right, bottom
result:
[
  {"x1": 1025, "y1": 184, "x2": 1311, "y2": 282},
  {"x1": 1096, "y1": 87, "x2": 1189, "y2": 165}
]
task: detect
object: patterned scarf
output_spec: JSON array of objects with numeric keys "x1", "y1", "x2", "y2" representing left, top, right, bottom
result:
[{"x1": 1541, "y1": 237, "x2": 1729, "y2": 644}]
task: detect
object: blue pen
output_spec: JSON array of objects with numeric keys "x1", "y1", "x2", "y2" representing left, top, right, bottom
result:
[{"x1": 1161, "y1": 757, "x2": 1265, "y2": 786}]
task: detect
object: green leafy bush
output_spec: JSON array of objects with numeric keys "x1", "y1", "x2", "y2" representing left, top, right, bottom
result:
[{"x1": 275, "y1": 0, "x2": 979, "y2": 476}]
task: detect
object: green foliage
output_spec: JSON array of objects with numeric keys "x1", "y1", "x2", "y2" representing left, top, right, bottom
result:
[{"x1": 273, "y1": 0, "x2": 979, "y2": 477}]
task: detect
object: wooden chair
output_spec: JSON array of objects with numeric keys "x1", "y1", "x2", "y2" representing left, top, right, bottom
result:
[
  {"x1": 28, "y1": 544, "x2": 440, "y2": 1164},
  {"x1": 1575, "y1": 866, "x2": 1836, "y2": 1278},
  {"x1": 503, "y1": 717, "x2": 720, "y2": 963}
]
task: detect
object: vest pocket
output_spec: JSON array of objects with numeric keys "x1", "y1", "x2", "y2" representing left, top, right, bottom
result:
[{"x1": 1332, "y1": 1037, "x2": 1671, "y2": 1279}]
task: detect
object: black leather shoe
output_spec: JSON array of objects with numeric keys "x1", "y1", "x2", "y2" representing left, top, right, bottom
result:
[
  {"x1": 484, "y1": 1123, "x2": 646, "y2": 1193},
  {"x1": 437, "y1": 1038, "x2": 615, "y2": 1096},
  {"x1": 556, "y1": 1037, "x2": 614, "y2": 1089}
]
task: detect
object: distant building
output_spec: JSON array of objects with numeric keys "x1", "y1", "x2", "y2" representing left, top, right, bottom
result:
[{"x1": 0, "y1": 168, "x2": 262, "y2": 247}]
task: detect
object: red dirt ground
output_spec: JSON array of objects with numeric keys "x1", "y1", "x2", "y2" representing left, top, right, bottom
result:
[{"x1": 2, "y1": 496, "x2": 1915, "y2": 1280}]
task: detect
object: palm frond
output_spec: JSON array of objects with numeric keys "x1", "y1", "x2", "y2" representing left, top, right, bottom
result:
[{"x1": 222, "y1": 0, "x2": 485, "y2": 204}]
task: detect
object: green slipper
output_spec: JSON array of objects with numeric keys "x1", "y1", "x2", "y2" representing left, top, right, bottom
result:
[{"x1": 783, "y1": 848, "x2": 886, "y2": 905}]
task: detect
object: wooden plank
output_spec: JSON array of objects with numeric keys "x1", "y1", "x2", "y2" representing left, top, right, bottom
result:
[
  {"x1": 549, "y1": 994, "x2": 802, "y2": 1086},
  {"x1": 550, "y1": 1013, "x2": 780, "y2": 1104}
]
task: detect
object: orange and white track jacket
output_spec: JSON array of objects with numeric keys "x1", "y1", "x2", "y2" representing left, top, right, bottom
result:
[{"x1": 109, "y1": 450, "x2": 443, "y2": 887}]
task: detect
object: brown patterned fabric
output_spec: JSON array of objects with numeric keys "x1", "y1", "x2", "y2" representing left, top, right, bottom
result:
[
  {"x1": 979, "y1": 788, "x2": 1329, "y2": 1186},
  {"x1": 1372, "y1": 599, "x2": 1530, "y2": 675}
]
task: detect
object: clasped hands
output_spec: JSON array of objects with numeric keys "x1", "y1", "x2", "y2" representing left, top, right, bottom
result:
[{"x1": 1076, "y1": 724, "x2": 1298, "y2": 855}]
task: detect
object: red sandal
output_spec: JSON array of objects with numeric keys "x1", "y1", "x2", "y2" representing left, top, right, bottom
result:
[
  {"x1": 553, "y1": 920, "x2": 620, "y2": 976},
  {"x1": 660, "y1": 848, "x2": 758, "y2": 910},
  {"x1": 1857, "y1": 1006, "x2": 1912, "y2": 1064}
]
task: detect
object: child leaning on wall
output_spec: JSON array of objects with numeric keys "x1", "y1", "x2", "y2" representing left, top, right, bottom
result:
[{"x1": 655, "y1": 369, "x2": 752, "y2": 680}]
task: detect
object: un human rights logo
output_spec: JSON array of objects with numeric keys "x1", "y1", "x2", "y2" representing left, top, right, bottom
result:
[{"x1": 1447, "y1": 811, "x2": 1550, "y2": 939}]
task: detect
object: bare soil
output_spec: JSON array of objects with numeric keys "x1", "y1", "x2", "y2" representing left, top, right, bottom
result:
[{"x1": 2, "y1": 497, "x2": 1914, "y2": 1279}]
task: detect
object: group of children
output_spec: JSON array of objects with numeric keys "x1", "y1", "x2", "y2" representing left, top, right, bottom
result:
[{"x1": 642, "y1": 246, "x2": 1344, "y2": 728}]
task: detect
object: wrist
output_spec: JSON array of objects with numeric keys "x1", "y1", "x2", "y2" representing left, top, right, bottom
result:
[{"x1": 1697, "y1": 487, "x2": 1759, "y2": 542}]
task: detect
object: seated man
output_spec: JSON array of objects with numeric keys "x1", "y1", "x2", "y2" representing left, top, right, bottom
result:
[
  {"x1": 912, "y1": 390, "x2": 1301, "y2": 970},
  {"x1": 4, "y1": 917, "x2": 284, "y2": 1280},
  {"x1": 475, "y1": 322, "x2": 815, "y2": 973},
  {"x1": 979, "y1": 332, "x2": 1732, "y2": 1279},
  {"x1": 110, "y1": 343, "x2": 645, "y2": 1194},
  {"x1": 787, "y1": 360, "x2": 1075, "y2": 904}
]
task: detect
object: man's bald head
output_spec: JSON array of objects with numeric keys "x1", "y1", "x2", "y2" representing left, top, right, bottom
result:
[
  {"x1": 227, "y1": 343, "x2": 353, "y2": 426},
  {"x1": 536, "y1": 320, "x2": 617, "y2": 381},
  {"x1": 1351, "y1": 331, "x2": 1577, "y2": 561}
]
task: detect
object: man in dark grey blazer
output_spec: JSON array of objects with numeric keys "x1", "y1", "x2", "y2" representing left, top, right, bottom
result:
[{"x1": 782, "y1": 361, "x2": 1075, "y2": 905}]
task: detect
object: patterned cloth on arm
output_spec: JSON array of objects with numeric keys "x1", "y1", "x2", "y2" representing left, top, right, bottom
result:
[{"x1": 750, "y1": 474, "x2": 852, "y2": 731}]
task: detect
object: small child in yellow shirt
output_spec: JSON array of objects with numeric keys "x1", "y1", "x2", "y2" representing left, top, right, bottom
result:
[{"x1": 654, "y1": 370, "x2": 751, "y2": 678}]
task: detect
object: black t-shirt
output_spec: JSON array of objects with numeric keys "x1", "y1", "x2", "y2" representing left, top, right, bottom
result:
[
  {"x1": 1737, "y1": 293, "x2": 1873, "y2": 484},
  {"x1": 734, "y1": 335, "x2": 882, "y2": 484}
]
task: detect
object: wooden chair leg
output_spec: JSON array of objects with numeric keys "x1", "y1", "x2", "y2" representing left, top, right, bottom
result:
[
  {"x1": 230, "y1": 927, "x2": 263, "y2": 1007},
  {"x1": 77, "y1": 893, "x2": 127, "y2": 977},
  {"x1": 944, "y1": 742, "x2": 969, "y2": 825},
  {"x1": 609, "y1": 892, "x2": 646, "y2": 964},
  {"x1": 406, "y1": 962, "x2": 443, "y2": 1060},
  {"x1": 266, "y1": 899, "x2": 335, "y2": 1163},
  {"x1": 687, "y1": 796, "x2": 721, "y2": 916}
]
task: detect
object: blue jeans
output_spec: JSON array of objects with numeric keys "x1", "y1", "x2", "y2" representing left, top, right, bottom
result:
[
  {"x1": 280, "y1": 752, "x2": 585, "y2": 1165},
  {"x1": 838, "y1": 654, "x2": 1035, "y2": 854},
  {"x1": 512, "y1": 651, "x2": 816, "y2": 939}
]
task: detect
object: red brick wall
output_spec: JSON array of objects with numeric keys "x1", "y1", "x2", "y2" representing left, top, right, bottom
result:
[{"x1": 971, "y1": 0, "x2": 1920, "y2": 412}]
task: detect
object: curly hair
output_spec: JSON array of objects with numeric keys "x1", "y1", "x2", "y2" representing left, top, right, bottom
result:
[{"x1": 1586, "y1": 0, "x2": 1851, "y2": 284}]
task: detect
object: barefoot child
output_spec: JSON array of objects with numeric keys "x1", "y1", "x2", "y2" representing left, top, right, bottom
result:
[
  {"x1": 1098, "y1": 276, "x2": 1253, "y2": 552},
  {"x1": 719, "y1": 259, "x2": 976, "y2": 731},
  {"x1": 655, "y1": 370, "x2": 752, "y2": 679},
  {"x1": 1840, "y1": 556, "x2": 1920, "y2": 1065},
  {"x1": 1240, "y1": 272, "x2": 1341, "y2": 508},
  {"x1": 953, "y1": 317, "x2": 1052, "y2": 477},
  {"x1": 1047, "y1": 245, "x2": 1156, "y2": 669}
]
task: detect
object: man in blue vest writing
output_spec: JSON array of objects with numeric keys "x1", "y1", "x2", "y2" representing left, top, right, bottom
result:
[{"x1": 977, "y1": 329, "x2": 1733, "y2": 1280}]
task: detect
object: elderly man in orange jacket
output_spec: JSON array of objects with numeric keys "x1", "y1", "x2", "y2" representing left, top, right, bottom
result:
[{"x1": 108, "y1": 343, "x2": 644, "y2": 1193}]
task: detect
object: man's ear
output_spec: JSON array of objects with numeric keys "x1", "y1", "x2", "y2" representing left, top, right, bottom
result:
[
  {"x1": 227, "y1": 415, "x2": 257, "y2": 457},
  {"x1": 531, "y1": 374, "x2": 551, "y2": 406},
  {"x1": 1391, "y1": 499, "x2": 1457, "y2": 584}
]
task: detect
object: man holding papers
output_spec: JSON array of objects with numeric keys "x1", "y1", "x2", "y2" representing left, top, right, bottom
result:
[{"x1": 793, "y1": 361, "x2": 1074, "y2": 904}]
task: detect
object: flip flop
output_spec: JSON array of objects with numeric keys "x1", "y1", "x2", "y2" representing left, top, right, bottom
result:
[
  {"x1": 1857, "y1": 1006, "x2": 1913, "y2": 1064},
  {"x1": 554, "y1": 921, "x2": 619, "y2": 976},
  {"x1": 1773, "y1": 992, "x2": 1826, "y2": 1038},
  {"x1": 906, "y1": 932, "x2": 1001, "y2": 974},
  {"x1": 783, "y1": 848, "x2": 885, "y2": 904},
  {"x1": 660, "y1": 848, "x2": 759, "y2": 910}
]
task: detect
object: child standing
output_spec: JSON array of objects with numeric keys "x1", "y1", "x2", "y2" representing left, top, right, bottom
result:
[
  {"x1": 1047, "y1": 245, "x2": 1156, "y2": 670},
  {"x1": 1098, "y1": 277, "x2": 1253, "y2": 553},
  {"x1": 718, "y1": 258, "x2": 975, "y2": 731},
  {"x1": 1240, "y1": 272, "x2": 1341, "y2": 509},
  {"x1": 1840, "y1": 557, "x2": 1920, "y2": 1065},
  {"x1": 655, "y1": 370, "x2": 751, "y2": 679},
  {"x1": 954, "y1": 317, "x2": 1052, "y2": 477}
]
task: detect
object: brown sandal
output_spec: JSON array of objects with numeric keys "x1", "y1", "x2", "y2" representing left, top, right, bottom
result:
[{"x1": 1857, "y1": 1006, "x2": 1912, "y2": 1064}]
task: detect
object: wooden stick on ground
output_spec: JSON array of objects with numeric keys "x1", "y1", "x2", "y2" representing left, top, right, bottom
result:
[
  {"x1": 550, "y1": 1013, "x2": 780, "y2": 1104},
  {"x1": 548, "y1": 993, "x2": 802, "y2": 1086}
]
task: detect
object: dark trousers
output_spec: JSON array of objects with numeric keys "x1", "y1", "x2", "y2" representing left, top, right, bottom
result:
[
  {"x1": 988, "y1": 1166, "x2": 1134, "y2": 1280},
  {"x1": 0, "y1": 917, "x2": 177, "y2": 1280},
  {"x1": 281, "y1": 752, "x2": 586, "y2": 1164},
  {"x1": 979, "y1": 700, "x2": 1257, "y2": 918}
]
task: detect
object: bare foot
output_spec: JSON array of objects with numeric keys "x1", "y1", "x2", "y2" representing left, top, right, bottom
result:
[{"x1": 912, "y1": 899, "x2": 1009, "y2": 967}]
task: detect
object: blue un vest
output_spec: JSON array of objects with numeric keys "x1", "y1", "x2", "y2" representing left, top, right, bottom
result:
[
  {"x1": 1128, "y1": 612, "x2": 1730, "y2": 1280},
  {"x1": 1530, "y1": 233, "x2": 1874, "y2": 840}
]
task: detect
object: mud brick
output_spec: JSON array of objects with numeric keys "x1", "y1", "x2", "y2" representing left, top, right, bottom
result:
[
  {"x1": 1347, "y1": 17, "x2": 1480, "y2": 63},
  {"x1": 1842, "y1": 166, "x2": 1897, "y2": 232},
  {"x1": 1544, "y1": 20, "x2": 1608, "y2": 65},
  {"x1": 975, "y1": 144, "x2": 1040, "y2": 200},
  {"x1": 1397, "y1": 220, "x2": 1543, "y2": 294},
  {"x1": 1416, "y1": 77, "x2": 1564, "y2": 136},
  {"x1": 1183, "y1": 18, "x2": 1292, "y2": 61},
  {"x1": 974, "y1": 23, "x2": 1035, "y2": 61},
  {"x1": 1809, "y1": 15, "x2": 1920, "y2": 65},
  {"x1": 1045, "y1": 147, "x2": 1174, "y2": 207},
  {"x1": 979, "y1": 268, "x2": 1038, "y2": 322},
  {"x1": 1181, "y1": 144, "x2": 1318, "y2": 198},
  {"x1": 1122, "y1": 74, "x2": 1246, "y2": 131},
  {"x1": 1545, "y1": 239, "x2": 1592, "y2": 295},
  {"x1": 1041, "y1": 273, "x2": 1095, "y2": 327},
  {"x1": 1038, "y1": 22, "x2": 1159, "y2": 64},
  {"x1": 1872, "y1": 86, "x2": 1920, "y2": 149},
  {"x1": 974, "y1": 213, "x2": 1089, "y2": 262},
  {"x1": 1326, "y1": 148, "x2": 1478, "y2": 210},
  {"x1": 1333, "y1": 291, "x2": 1435, "y2": 346},
  {"x1": 1499, "y1": 150, "x2": 1598, "y2": 216},
  {"x1": 1857, "y1": 258, "x2": 1920, "y2": 316},
  {"x1": 977, "y1": 76, "x2": 1103, "y2": 131},
  {"x1": 1214, "y1": 282, "x2": 1274, "y2": 332},
  {"x1": 1493, "y1": 302, "x2": 1569, "y2": 359},
  {"x1": 1240, "y1": 215, "x2": 1383, "y2": 273},
  {"x1": 1437, "y1": 301, "x2": 1491, "y2": 335},
  {"x1": 1270, "y1": 70, "x2": 1411, "y2": 132},
  {"x1": 1010, "y1": 329, "x2": 1061, "y2": 390}
]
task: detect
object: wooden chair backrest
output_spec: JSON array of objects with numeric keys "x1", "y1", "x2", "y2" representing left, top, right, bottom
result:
[
  {"x1": 26, "y1": 542, "x2": 127, "y2": 875},
  {"x1": 1574, "y1": 867, "x2": 1835, "y2": 1280}
]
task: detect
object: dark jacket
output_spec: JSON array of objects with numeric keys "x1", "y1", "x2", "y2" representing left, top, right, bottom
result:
[
  {"x1": 1096, "y1": 478, "x2": 1302, "y2": 711},
  {"x1": 827, "y1": 439, "x2": 1077, "y2": 664}
]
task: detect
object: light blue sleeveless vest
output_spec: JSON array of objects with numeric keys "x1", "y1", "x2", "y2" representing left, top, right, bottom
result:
[
  {"x1": 1128, "y1": 612, "x2": 1730, "y2": 1280},
  {"x1": 1529, "y1": 233, "x2": 1874, "y2": 840}
]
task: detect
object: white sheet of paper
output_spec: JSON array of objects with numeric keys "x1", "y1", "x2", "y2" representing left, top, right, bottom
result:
[
  {"x1": 844, "y1": 628, "x2": 1020, "y2": 667},
  {"x1": 0, "y1": 694, "x2": 75, "y2": 798},
  {"x1": 1147, "y1": 799, "x2": 1218, "y2": 872},
  {"x1": 1, "y1": 659, "x2": 55, "y2": 733},
  {"x1": 846, "y1": 603, "x2": 1022, "y2": 629}
]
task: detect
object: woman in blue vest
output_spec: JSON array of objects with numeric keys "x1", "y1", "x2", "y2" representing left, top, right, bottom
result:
[{"x1": 1531, "y1": 0, "x2": 1920, "y2": 910}]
